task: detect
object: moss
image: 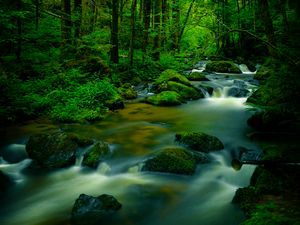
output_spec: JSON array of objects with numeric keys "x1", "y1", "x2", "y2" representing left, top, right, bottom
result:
[
  {"x1": 142, "y1": 91, "x2": 184, "y2": 106},
  {"x1": 155, "y1": 69, "x2": 191, "y2": 87},
  {"x1": 82, "y1": 141, "x2": 110, "y2": 168},
  {"x1": 142, "y1": 147, "x2": 203, "y2": 175},
  {"x1": 118, "y1": 83, "x2": 137, "y2": 100},
  {"x1": 232, "y1": 187, "x2": 258, "y2": 215},
  {"x1": 253, "y1": 66, "x2": 272, "y2": 83},
  {"x1": 175, "y1": 131, "x2": 224, "y2": 152},
  {"x1": 158, "y1": 81, "x2": 203, "y2": 100},
  {"x1": 205, "y1": 61, "x2": 241, "y2": 73},
  {"x1": 187, "y1": 72, "x2": 209, "y2": 81}
]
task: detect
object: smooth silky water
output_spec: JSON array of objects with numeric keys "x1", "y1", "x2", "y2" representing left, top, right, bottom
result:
[{"x1": 0, "y1": 73, "x2": 260, "y2": 225}]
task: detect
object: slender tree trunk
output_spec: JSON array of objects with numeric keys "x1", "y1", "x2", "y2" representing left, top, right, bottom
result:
[
  {"x1": 279, "y1": 0, "x2": 289, "y2": 33},
  {"x1": 61, "y1": 0, "x2": 72, "y2": 46},
  {"x1": 152, "y1": 0, "x2": 161, "y2": 61},
  {"x1": 110, "y1": 0, "x2": 119, "y2": 63},
  {"x1": 139, "y1": 0, "x2": 143, "y2": 21},
  {"x1": 129, "y1": 0, "x2": 137, "y2": 66},
  {"x1": 16, "y1": 0, "x2": 22, "y2": 63},
  {"x1": 142, "y1": 0, "x2": 151, "y2": 60},
  {"x1": 178, "y1": 0, "x2": 195, "y2": 44},
  {"x1": 35, "y1": 0, "x2": 40, "y2": 31},
  {"x1": 74, "y1": 0, "x2": 82, "y2": 39},
  {"x1": 161, "y1": 0, "x2": 168, "y2": 49},
  {"x1": 260, "y1": 0, "x2": 276, "y2": 56},
  {"x1": 172, "y1": 0, "x2": 180, "y2": 52}
]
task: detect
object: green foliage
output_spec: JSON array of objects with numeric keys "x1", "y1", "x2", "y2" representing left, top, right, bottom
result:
[{"x1": 241, "y1": 202, "x2": 298, "y2": 225}]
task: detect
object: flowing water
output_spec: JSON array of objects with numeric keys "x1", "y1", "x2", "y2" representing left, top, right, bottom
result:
[{"x1": 0, "y1": 69, "x2": 260, "y2": 225}]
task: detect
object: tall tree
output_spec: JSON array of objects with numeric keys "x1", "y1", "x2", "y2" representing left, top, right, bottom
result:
[
  {"x1": 171, "y1": 0, "x2": 180, "y2": 51},
  {"x1": 260, "y1": 0, "x2": 276, "y2": 55},
  {"x1": 142, "y1": 0, "x2": 151, "y2": 60},
  {"x1": 110, "y1": 0, "x2": 119, "y2": 63},
  {"x1": 35, "y1": 0, "x2": 40, "y2": 31},
  {"x1": 152, "y1": 0, "x2": 161, "y2": 60},
  {"x1": 61, "y1": 0, "x2": 72, "y2": 51},
  {"x1": 129, "y1": 0, "x2": 137, "y2": 66},
  {"x1": 74, "y1": 0, "x2": 82, "y2": 39}
]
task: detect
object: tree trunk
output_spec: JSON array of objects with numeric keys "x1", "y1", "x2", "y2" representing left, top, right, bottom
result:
[
  {"x1": 171, "y1": 0, "x2": 180, "y2": 52},
  {"x1": 16, "y1": 0, "x2": 22, "y2": 63},
  {"x1": 152, "y1": 0, "x2": 161, "y2": 61},
  {"x1": 61, "y1": 0, "x2": 72, "y2": 46},
  {"x1": 178, "y1": 0, "x2": 195, "y2": 44},
  {"x1": 35, "y1": 0, "x2": 40, "y2": 31},
  {"x1": 129, "y1": 0, "x2": 137, "y2": 66},
  {"x1": 161, "y1": 0, "x2": 168, "y2": 49},
  {"x1": 74, "y1": 0, "x2": 82, "y2": 39},
  {"x1": 260, "y1": 0, "x2": 276, "y2": 56},
  {"x1": 279, "y1": 0, "x2": 289, "y2": 33},
  {"x1": 142, "y1": 0, "x2": 151, "y2": 60},
  {"x1": 110, "y1": 0, "x2": 119, "y2": 63}
]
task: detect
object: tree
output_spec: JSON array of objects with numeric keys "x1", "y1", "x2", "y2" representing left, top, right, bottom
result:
[
  {"x1": 129, "y1": 0, "x2": 137, "y2": 66},
  {"x1": 61, "y1": 0, "x2": 72, "y2": 56},
  {"x1": 110, "y1": 0, "x2": 119, "y2": 63},
  {"x1": 152, "y1": 0, "x2": 161, "y2": 61},
  {"x1": 142, "y1": 0, "x2": 151, "y2": 60}
]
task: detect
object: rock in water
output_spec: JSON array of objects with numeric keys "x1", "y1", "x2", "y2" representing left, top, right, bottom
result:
[
  {"x1": 227, "y1": 87, "x2": 250, "y2": 97},
  {"x1": 82, "y1": 141, "x2": 110, "y2": 168},
  {"x1": 175, "y1": 132, "x2": 224, "y2": 152},
  {"x1": 71, "y1": 194, "x2": 122, "y2": 225},
  {"x1": 142, "y1": 147, "x2": 208, "y2": 175},
  {"x1": 26, "y1": 131, "x2": 78, "y2": 169}
]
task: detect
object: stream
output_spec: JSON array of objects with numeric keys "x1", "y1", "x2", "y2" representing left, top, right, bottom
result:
[{"x1": 0, "y1": 66, "x2": 261, "y2": 225}]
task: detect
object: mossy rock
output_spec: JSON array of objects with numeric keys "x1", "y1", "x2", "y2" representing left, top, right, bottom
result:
[
  {"x1": 253, "y1": 66, "x2": 272, "y2": 82},
  {"x1": 198, "y1": 84, "x2": 214, "y2": 96},
  {"x1": 71, "y1": 193, "x2": 122, "y2": 225},
  {"x1": 142, "y1": 147, "x2": 207, "y2": 175},
  {"x1": 250, "y1": 167, "x2": 283, "y2": 195},
  {"x1": 155, "y1": 69, "x2": 191, "y2": 87},
  {"x1": 205, "y1": 61, "x2": 241, "y2": 73},
  {"x1": 232, "y1": 187, "x2": 258, "y2": 215},
  {"x1": 247, "y1": 109, "x2": 296, "y2": 132},
  {"x1": 158, "y1": 81, "x2": 203, "y2": 100},
  {"x1": 68, "y1": 134, "x2": 94, "y2": 147},
  {"x1": 142, "y1": 91, "x2": 184, "y2": 106},
  {"x1": 118, "y1": 83, "x2": 137, "y2": 100},
  {"x1": 26, "y1": 131, "x2": 78, "y2": 168},
  {"x1": 104, "y1": 96, "x2": 124, "y2": 110},
  {"x1": 175, "y1": 131, "x2": 224, "y2": 152},
  {"x1": 187, "y1": 72, "x2": 209, "y2": 81},
  {"x1": 82, "y1": 141, "x2": 110, "y2": 168}
]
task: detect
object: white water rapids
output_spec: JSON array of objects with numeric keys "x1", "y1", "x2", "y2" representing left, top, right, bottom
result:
[{"x1": 0, "y1": 67, "x2": 260, "y2": 225}]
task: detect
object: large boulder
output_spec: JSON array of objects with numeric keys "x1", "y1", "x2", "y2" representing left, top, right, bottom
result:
[
  {"x1": 142, "y1": 91, "x2": 184, "y2": 106},
  {"x1": 26, "y1": 132, "x2": 79, "y2": 168},
  {"x1": 155, "y1": 69, "x2": 191, "y2": 87},
  {"x1": 175, "y1": 132, "x2": 224, "y2": 153},
  {"x1": 187, "y1": 72, "x2": 209, "y2": 81},
  {"x1": 82, "y1": 141, "x2": 110, "y2": 168},
  {"x1": 71, "y1": 194, "x2": 122, "y2": 225},
  {"x1": 227, "y1": 87, "x2": 250, "y2": 97},
  {"x1": 205, "y1": 61, "x2": 241, "y2": 73},
  {"x1": 142, "y1": 147, "x2": 208, "y2": 175},
  {"x1": 157, "y1": 81, "x2": 203, "y2": 100},
  {"x1": 118, "y1": 83, "x2": 138, "y2": 100}
]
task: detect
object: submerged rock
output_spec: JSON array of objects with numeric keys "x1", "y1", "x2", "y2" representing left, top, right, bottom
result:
[
  {"x1": 205, "y1": 61, "x2": 241, "y2": 73},
  {"x1": 175, "y1": 132, "x2": 224, "y2": 153},
  {"x1": 82, "y1": 141, "x2": 110, "y2": 168},
  {"x1": 227, "y1": 87, "x2": 250, "y2": 97},
  {"x1": 142, "y1": 147, "x2": 208, "y2": 175},
  {"x1": 71, "y1": 193, "x2": 122, "y2": 225},
  {"x1": 26, "y1": 131, "x2": 78, "y2": 168},
  {"x1": 142, "y1": 91, "x2": 184, "y2": 106}
]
